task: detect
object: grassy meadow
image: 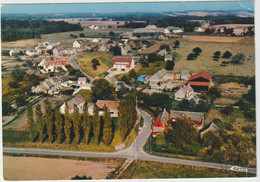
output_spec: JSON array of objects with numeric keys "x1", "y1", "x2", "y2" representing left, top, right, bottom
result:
[
  {"x1": 75, "y1": 52, "x2": 114, "y2": 77},
  {"x1": 173, "y1": 36, "x2": 255, "y2": 76},
  {"x1": 119, "y1": 160, "x2": 255, "y2": 179}
]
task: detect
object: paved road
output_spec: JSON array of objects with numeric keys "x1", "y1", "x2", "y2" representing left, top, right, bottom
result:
[
  {"x1": 70, "y1": 53, "x2": 94, "y2": 83},
  {"x1": 3, "y1": 110, "x2": 256, "y2": 174}
]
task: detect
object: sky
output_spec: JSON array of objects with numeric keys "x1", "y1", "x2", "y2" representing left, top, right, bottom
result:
[{"x1": 1, "y1": 1, "x2": 254, "y2": 14}]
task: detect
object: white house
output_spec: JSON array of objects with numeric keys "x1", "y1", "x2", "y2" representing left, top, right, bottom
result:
[
  {"x1": 73, "y1": 40, "x2": 87, "y2": 48},
  {"x1": 26, "y1": 49, "x2": 41, "y2": 56},
  {"x1": 77, "y1": 77, "x2": 87, "y2": 85},
  {"x1": 38, "y1": 57, "x2": 71, "y2": 73},
  {"x1": 88, "y1": 100, "x2": 119, "y2": 117},
  {"x1": 60, "y1": 95, "x2": 85, "y2": 114},
  {"x1": 113, "y1": 57, "x2": 135, "y2": 70},
  {"x1": 175, "y1": 85, "x2": 194, "y2": 101}
]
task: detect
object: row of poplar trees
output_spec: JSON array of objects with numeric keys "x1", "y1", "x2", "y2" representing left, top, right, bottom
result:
[{"x1": 26, "y1": 100, "x2": 113, "y2": 145}]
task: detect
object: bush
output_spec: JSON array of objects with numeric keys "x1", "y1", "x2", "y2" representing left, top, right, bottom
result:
[
  {"x1": 222, "y1": 51, "x2": 232, "y2": 59},
  {"x1": 187, "y1": 53, "x2": 197, "y2": 60},
  {"x1": 192, "y1": 47, "x2": 202, "y2": 55},
  {"x1": 220, "y1": 105, "x2": 234, "y2": 116},
  {"x1": 231, "y1": 53, "x2": 245, "y2": 64}
]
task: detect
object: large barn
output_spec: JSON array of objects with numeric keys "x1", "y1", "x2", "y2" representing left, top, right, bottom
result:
[{"x1": 187, "y1": 72, "x2": 213, "y2": 91}]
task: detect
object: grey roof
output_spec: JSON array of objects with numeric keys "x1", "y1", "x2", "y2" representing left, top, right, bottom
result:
[
  {"x1": 169, "y1": 110, "x2": 204, "y2": 121},
  {"x1": 67, "y1": 95, "x2": 85, "y2": 111},
  {"x1": 50, "y1": 76, "x2": 61, "y2": 83},
  {"x1": 44, "y1": 80, "x2": 54, "y2": 87},
  {"x1": 78, "y1": 77, "x2": 87, "y2": 82},
  {"x1": 47, "y1": 40, "x2": 60, "y2": 44},
  {"x1": 156, "y1": 68, "x2": 168, "y2": 78},
  {"x1": 166, "y1": 26, "x2": 182, "y2": 31},
  {"x1": 181, "y1": 70, "x2": 189, "y2": 76},
  {"x1": 134, "y1": 28, "x2": 148, "y2": 33},
  {"x1": 165, "y1": 54, "x2": 172, "y2": 59}
]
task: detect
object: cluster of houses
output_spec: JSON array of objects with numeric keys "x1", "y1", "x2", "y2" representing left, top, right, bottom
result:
[
  {"x1": 60, "y1": 94, "x2": 120, "y2": 118},
  {"x1": 37, "y1": 57, "x2": 71, "y2": 73},
  {"x1": 31, "y1": 75, "x2": 90, "y2": 95},
  {"x1": 194, "y1": 20, "x2": 254, "y2": 36}
]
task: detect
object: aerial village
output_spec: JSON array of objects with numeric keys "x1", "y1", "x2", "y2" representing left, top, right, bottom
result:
[{"x1": 2, "y1": 10, "x2": 256, "y2": 180}]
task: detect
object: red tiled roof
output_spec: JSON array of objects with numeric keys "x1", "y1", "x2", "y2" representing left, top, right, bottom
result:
[
  {"x1": 44, "y1": 60, "x2": 70, "y2": 67},
  {"x1": 96, "y1": 100, "x2": 119, "y2": 110},
  {"x1": 188, "y1": 72, "x2": 212, "y2": 82},
  {"x1": 188, "y1": 82, "x2": 210, "y2": 86},
  {"x1": 113, "y1": 57, "x2": 133, "y2": 68}
]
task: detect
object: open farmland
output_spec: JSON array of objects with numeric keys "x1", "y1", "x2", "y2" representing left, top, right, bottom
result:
[
  {"x1": 75, "y1": 52, "x2": 114, "y2": 77},
  {"x1": 173, "y1": 36, "x2": 255, "y2": 76},
  {"x1": 2, "y1": 28, "x2": 132, "y2": 49},
  {"x1": 3, "y1": 156, "x2": 120, "y2": 180}
]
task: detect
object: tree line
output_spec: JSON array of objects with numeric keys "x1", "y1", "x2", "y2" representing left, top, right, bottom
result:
[
  {"x1": 26, "y1": 93, "x2": 137, "y2": 145},
  {"x1": 2, "y1": 19, "x2": 83, "y2": 42}
]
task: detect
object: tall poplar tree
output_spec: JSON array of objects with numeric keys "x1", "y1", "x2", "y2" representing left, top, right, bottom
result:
[
  {"x1": 55, "y1": 106, "x2": 63, "y2": 144},
  {"x1": 72, "y1": 105, "x2": 81, "y2": 144},
  {"x1": 64, "y1": 103, "x2": 72, "y2": 144},
  {"x1": 26, "y1": 103, "x2": 34, "y2": 142},
  {"x1": 35, "y1": 104, "x2": 44, "y2": 143},
  {"x1": 118, "y1": 99, "x2": 128, "y2": 141},
  {"x1": 102, "y1": 105, "x2": 113, "y2": 146},
  {"x1": 92, "y1": 104, "x2": 101, "y2": 145},
  {"x1": 118, "y1": 93, "x2": 137, "y2": 141},
  {"x1": 82, "y1": 104, "x2": 91, "y2": 144},
  {"x1": 44, "y1": 100, "x2": 54, "y2": 143}
]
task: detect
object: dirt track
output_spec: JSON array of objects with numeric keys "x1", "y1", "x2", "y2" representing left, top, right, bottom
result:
[{"x1": 3, "y1": 156, "x2": 119, "y2": 180}]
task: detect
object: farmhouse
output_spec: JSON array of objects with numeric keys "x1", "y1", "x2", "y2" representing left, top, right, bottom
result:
[
  {"x1": 152, "y1": 109, "x2": 205, "y2": 136},
  {"x1": 187, "y1": 72, "x2": 213, "y2": 91},
  {"x1": 149, "y1": 68, "x2": 168, "y2": 89},
  {"x1": 152, "y1": 109, "x2": 169, "y2": 136},
  {"x1": 88, "y1": 100, "x2": 119, "y2": 117},
  {"x1": 175, "y1": 85, "x2": 194, "y2": 101},
  {"x1": 73, "y1": 39, "x2": 88, "y2": 48},
  {"x1": 113, "y1": 57, "x2": 135, "y2": 70},
  {"x1": 60, "y1": 95, "x2": 85, "y2": 114},
  {"x1": 38, "y1": 57, "x2": 71, "y2": 73}
]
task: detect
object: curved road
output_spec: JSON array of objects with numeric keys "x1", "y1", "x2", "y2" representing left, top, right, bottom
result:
[
  {"x1": 70, "y1": 52, "x2": 94, "y2": 82},
  {"x1": 3, "y1": 110, "x2": 256, "y2": 174}
]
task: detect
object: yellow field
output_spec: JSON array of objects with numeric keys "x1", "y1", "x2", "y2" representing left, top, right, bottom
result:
[
  {"x1": 75, "y1": 52, "x2": 113, "y2": 77},
  {"x1": 3, "y1": 156, "x2": 119, "y2": 180},
  {"x1": 173, "y1": 37, "x2": 255, "y2": 76}
]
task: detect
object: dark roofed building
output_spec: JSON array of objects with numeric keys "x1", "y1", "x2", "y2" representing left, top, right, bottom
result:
[{"x1": 187, "y1": 72, "x2": 213, "y2": 91}]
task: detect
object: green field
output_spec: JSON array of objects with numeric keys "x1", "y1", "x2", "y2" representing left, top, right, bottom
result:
[
  {"x1": 75, "y1": 52, "x2": 114, "y2": 77},
  {"x1": 119, "y1": 160, "x2": 255, "y2": 179}
]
